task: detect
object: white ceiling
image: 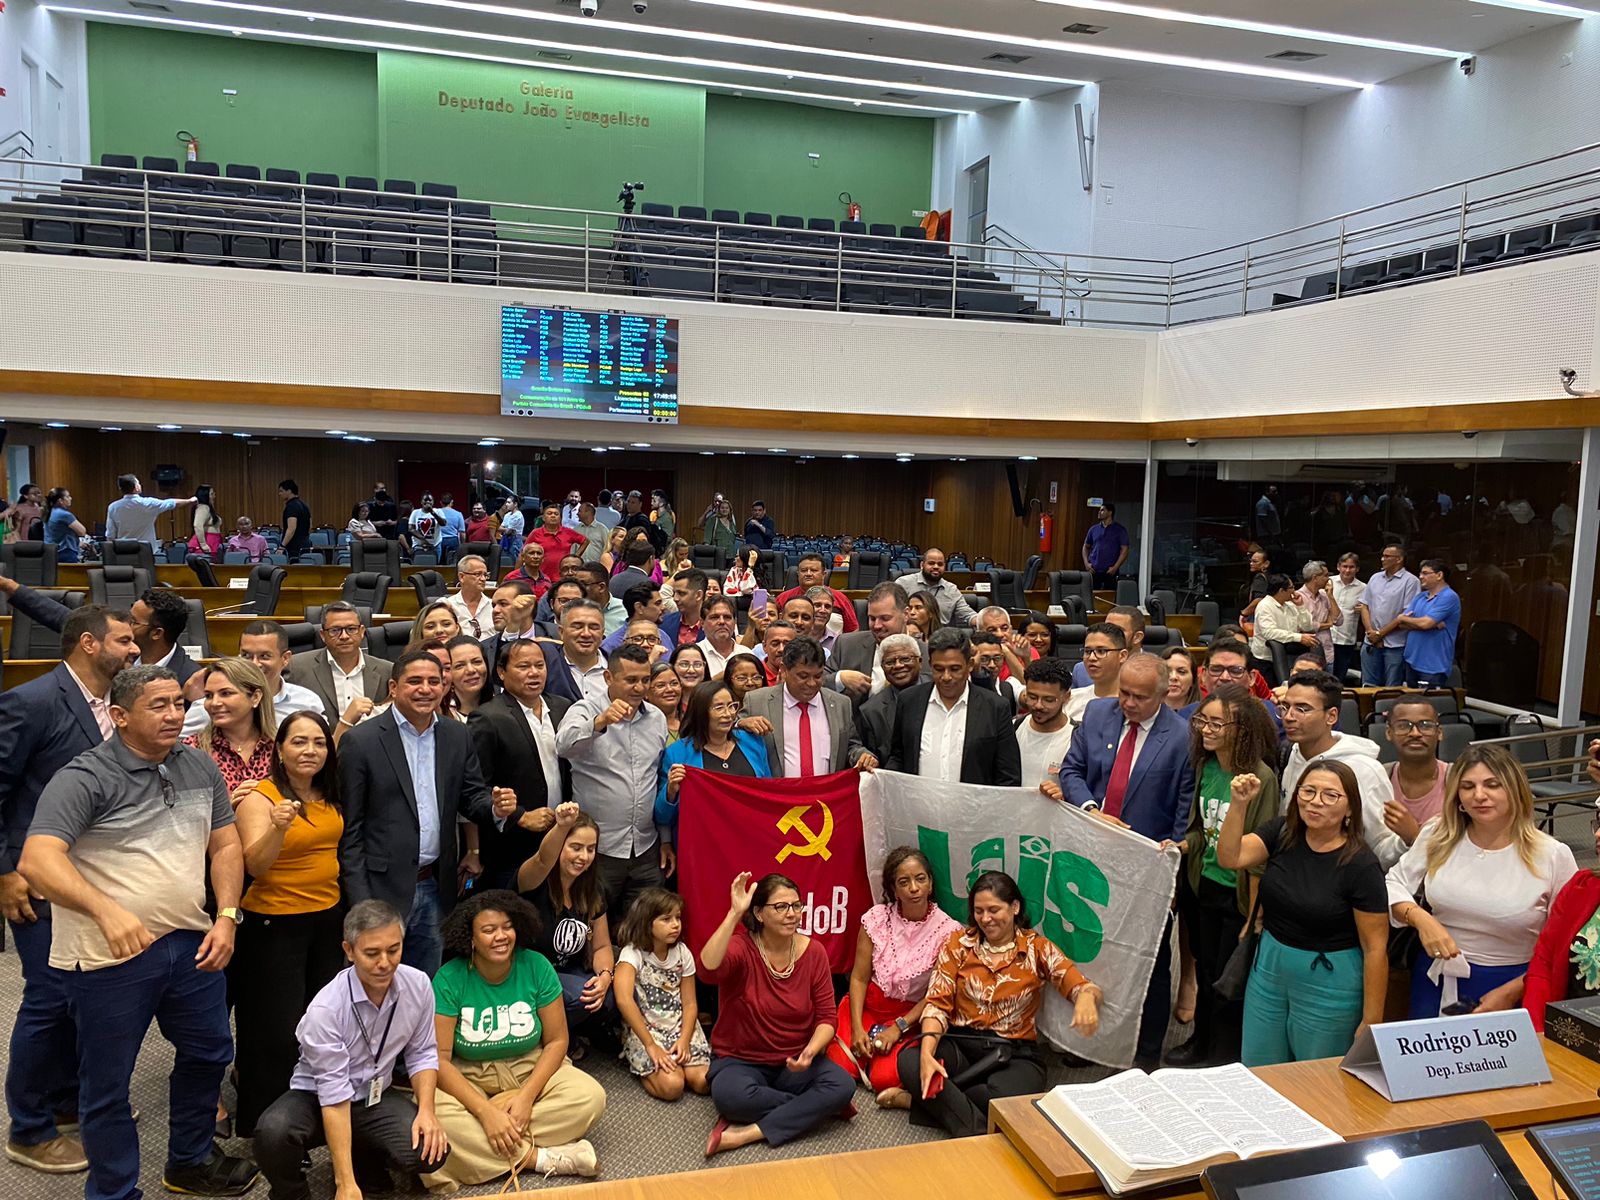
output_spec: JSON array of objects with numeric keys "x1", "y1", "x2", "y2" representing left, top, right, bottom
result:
[{"x1": 46, "y1": 0, "x2": 1596, "y2": 112}]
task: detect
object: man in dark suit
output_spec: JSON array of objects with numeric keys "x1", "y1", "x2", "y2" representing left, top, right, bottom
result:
[
  {"x1": 826, "y1": 581, "x2": 909, "y2": 702},
  {"x1": 740, "y1": 637, "x2": 876, "y2": 776},
  {"x1": 479, "y1": 579, "x2": 538, "y2": 696},
  {"x1": 468, "y1": 639, "x2": 572, "y2": 890},
  {"x1": 131, "y1": 587, "x2": 203, "y2": 698},
  {"x1": 337, "y1": 650, "x2": 516, "y2": 975},
  {"x1": 0, "y1": 605, "x2": 139, "y2": 1172},
  {"x1": 285, "y1": 601, "x2": 393, "y2": 738},
  {"x1": 855, "y1": 634, "x2": 925, "y2": 763},
  {"x1": 1060, "y1": 652, "x2": 1194, "y2": 1068},
  {"x1": 885, "y1": 629, "x2": 1021, "y2": 786}
]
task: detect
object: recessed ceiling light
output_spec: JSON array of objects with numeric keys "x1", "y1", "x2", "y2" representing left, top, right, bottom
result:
[
  {"x1": 685, "y1": 0, "x2": 1374, "y2": 87},
  {"x1": 1035, "y1": 0, "x2": 1464, "y2": 56},
  {"x1": 699, "y1": 450, "x2": 715, "y2": 456},
  {"x1": 100, "y1": 425, "x2": 123, "y2": 432},
  {"x1": 608, "y1": 445, "x2": 625, "y2": 450},
  {"x1": 400, "y1": 0, "x2": 1090, "y2": 87},
  {"x1": 57, "y1": 6, "x2": 979, "y2": 113},
  {"x1": 325, "y1": 429, "x2": 348, "y2": 435},
  {"x1": 631, "y1": 442, "x2": 652, "y2": 447},
  {"x1": 477, "y1": 437, "x2": 501, "y2": 446},
  {"x1": 842, "y1": 453, "x2": 860, "y2": 459},
  {"x1": 1019, "y1": 455, "x2": 1038, "y2": 461},
  {"x1": 728, "y1": 450, "x2": 746, "y2": 456},
  {"x1": 44, "y1": 421, "x2": 69, "y2": 428},
  {"x1": 768, "y1": 447, "x2": 788, "y2": 453},
  {"x1": 232, "y1": 432, "x2": 251, "y2": 438},
  {"x1": 592, "y1": 447, "x2": 608, "y2": 453},
  {"x1": 157, "y1": 423, "x2": 182, "y2": 431},
  {"x1": 199, "y1": 428, "x2": 223, "y2": 435},
  {"x1": 1467, "y1": 0, "x2": 1590, "y2": 14}
]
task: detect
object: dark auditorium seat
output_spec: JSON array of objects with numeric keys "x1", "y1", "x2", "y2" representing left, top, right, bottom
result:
[
  {"x1": 1, "y1": 542, "x2": 58, "y2": 587},
  {"x1": 847, "y1": 552, "x2": 889, "y2": 590},
  {"x1": 186, "y1": 554, "x2": 220, "y2": 588},
  {"x1": 351, "y1": 537, "x2": 402, "y2": 578},
  {"x1": 237, "y1": 565, "x2": 286, "y2": 617},
  {"x1": 986, "y1": 568, "x2": 1025, "y2": 611},
  {"x1": 102, "y1": 540, "x2": 157, "y2": 573},
  {"x1": 87, "y1": 565, "x2": 153, "y2": 610},
  {"x1": 342, "y1": 571, "x2": 391, "y2": 613},
  {"x1": 411, "y1": 570, "x2": 448, "y2": 608},
  {"x1": 9, "y1": 590, "x2": 84, "y2": 659}
]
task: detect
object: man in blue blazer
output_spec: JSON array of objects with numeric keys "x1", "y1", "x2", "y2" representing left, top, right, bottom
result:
[
  {"x1": 0, "y1": 604, "x2": 139, "y2": 1172},
  {"x1": 1060, "y1": 653, "x2": 1193, "y2": 1068}
]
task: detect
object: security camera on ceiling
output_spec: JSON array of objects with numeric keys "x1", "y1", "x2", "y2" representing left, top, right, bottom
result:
[{"x1": 579, "y1": 0, "x2": 598, "y2": 16}]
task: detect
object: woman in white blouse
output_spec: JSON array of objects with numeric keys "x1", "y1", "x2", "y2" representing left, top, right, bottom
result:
[{"x1": 1387, "y1": 744, "x2": 1577, "y2": 1018}]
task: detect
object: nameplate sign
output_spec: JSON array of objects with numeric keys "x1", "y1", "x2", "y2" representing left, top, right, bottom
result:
[
  {"x1": 1339, "y1": 1010, "x2": 1550, "y2": 1102},
  {"x1": 227, "y1": 577, "x2": 249, "y2": 590}
]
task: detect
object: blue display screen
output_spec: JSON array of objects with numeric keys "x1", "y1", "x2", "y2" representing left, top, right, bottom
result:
[{"x1": 500, "y1": 305, "x2": 678, "y2": 424}]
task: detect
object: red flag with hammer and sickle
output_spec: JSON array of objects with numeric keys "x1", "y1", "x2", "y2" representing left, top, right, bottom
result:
[{"x1": 678, "y1": 767, "x2": 870, "y2": 973}]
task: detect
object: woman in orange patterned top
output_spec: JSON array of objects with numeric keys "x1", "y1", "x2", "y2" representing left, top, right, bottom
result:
[{"x1": 898, "y1": 871, "x2": 1101, "y2": 1137}]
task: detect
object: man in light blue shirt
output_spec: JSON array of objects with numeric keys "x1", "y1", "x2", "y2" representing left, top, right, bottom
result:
[
  {"x1": 105, "y1": 474, "x2": 196, "y2": 550},
  {"x1": 1396, "y1": 559, "x2": 1461, "y2": 688},
  {"x1": 436, "y1": 492, "x2": 465, "y2": 563},
  {"x1": 1355, "y1": 541, "x2": 1421, "y2": 687}
]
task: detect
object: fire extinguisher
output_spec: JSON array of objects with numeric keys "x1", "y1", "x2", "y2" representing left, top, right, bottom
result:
[
  {"x1": 840, "y1": 190, "x2": 860, "y2": 223},
  {"x1": 177, "y1": 129, "x2": 200, "y2": 162},
  {"x1": 1039, "y1": 514, "x2": 1054, "y2": 553}
]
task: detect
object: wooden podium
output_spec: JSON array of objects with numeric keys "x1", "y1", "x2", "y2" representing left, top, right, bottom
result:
[{"x1": 988, "y1": 1039, "x2": 1600, "y2": 1195}]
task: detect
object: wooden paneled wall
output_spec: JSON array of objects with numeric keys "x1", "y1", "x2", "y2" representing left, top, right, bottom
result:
[{"x1": 14, "y1": 429, "x2": 1123, "y2": 570}]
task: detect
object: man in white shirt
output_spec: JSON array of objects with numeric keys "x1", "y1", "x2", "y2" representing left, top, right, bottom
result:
[
  {"x1": 1065, "y1": 622, "x2": 1128, "y2": 741},
  {"x1": 442, "y1": 555, "x2": 495, "y2": 640},
  {"x1": 1249, "y1": 573, "x2": 1318, "y2": 670},
  {"x1": 885, "y1": 629, "x2": 1019, "y2": 786},
  {"x1": 184, "y1": 621, "x2": 324, "y2": 737},
  {"x1": 803, "y1": 586, "x2": 842, "y2": 656},
  {"x1": 105, "y1": 474, "x2": 197, "y2": 550},
  {"x1": 1020, "y1": 658, "x2": 1076, "y2": 801},
  {"x1": 1329, "y1": 552, "x2": 1366, "y2": 682},
  {"x1": 286, "y1": 602, "x2": 392, "y2": 743},
  {"x1": 699, "y1": 595, "x2": 742, "y2": 679},
  {"x1": 560, "y1": 490, "x2": 585, "y2": 530},
  {"x1": 408, "y1": 495, "x2": 444, "y2": 555}
]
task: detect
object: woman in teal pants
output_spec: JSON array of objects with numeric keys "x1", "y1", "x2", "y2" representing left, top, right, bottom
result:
[{"x1": 1218, "y1": 759, "x2": 1390, "y2": 1065}]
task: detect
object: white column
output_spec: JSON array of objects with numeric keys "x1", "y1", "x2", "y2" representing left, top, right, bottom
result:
[
  {"x1": 1558, "y1": 426, "x2": 1599, "y2": 725},
  {"x1": 1137, "y1": 445, "x2": 1156, "y2": 602}
]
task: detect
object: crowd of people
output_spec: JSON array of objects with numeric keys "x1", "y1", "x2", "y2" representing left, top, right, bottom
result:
[{"x1": 0, "y1": 479, "x2": 1594, "y2": 1200}]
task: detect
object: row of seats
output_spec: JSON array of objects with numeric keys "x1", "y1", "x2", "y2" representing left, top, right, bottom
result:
[
  {"x1": 87, "y1": 155, "x2": 465, "y2": 213},
  {"x1": 1295, "y1": 211, "x2": 1600, "y2": 301},
  {"x1": 638, "y1": 203, "x2": 938, "y2": 254}
]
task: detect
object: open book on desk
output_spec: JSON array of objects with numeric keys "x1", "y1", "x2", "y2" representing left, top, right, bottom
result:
[{"x1": 1033, "y1": 1062, "x2": 1342, "y2": 1195}]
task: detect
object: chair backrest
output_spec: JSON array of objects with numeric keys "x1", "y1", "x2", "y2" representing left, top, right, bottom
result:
[
  {"x1": 410, "y1": 570, "x2": 448, "y2": 607},
  {"x1": 848, "y1": 550, "x2": 889, "y2": 590},
  {"x1": 1143, "y1": 594, "x2": 1168, "y2": 625},
  {"x1": 1058, "y1": 595, "x2": 1088, "y2": 625},
  {"x1": 1267, "y1": 640, "x2": 1295, "y2": 687},
  {"x1": 9, "y1": 590, "x2": 84, "y2": 658},
  {"x1": 1114, "y1": 578, "x2": 1140, "y2": 607},
  {"x1": 1049, "y1": 570, "x2": 1095, "y2": 612},
  {"x1": 1439, "y1": 723, "x2": 1474, "y2": 763},
  {"x1": 690, "y1": 543, "x2": 729, "y2": 570},
  {"x1": 0, "y1": 542, "x2": 58, "y2": 587},
  {"x1": 1054, "y1": 623, "x2": 1088, "y2": 665},
  {"x1": 754, "y1": 550, "x2": 784, "y2": 587},
  {"x1": 1373, "y1": 691, "x2": 1462, "y2": 721},
  {"x1": 241, "y1": 565, "x2": 286, "y2": 616},
  {"x1": 306, "y1": 604, "x2": 372, "y2": 629},
  {"x1": 102, "y1": 540, "x2": 157, "y2": 572},
  {"x1": 1020, "y1": 553, "x2": 1045, "y2": 592},
  {"x1": 1196, "y1": 600, "x2": 1220, "y2": 639},
  {"x1": 367, "y1": 620, "x2": 415, "y2": 662},
  {"x1": 985, "y1": 568, "x2": 1025, "y2": 611},
  {"x1": 282, "y1": 621, "x2": 318, "y2": 655},
  {"x1": 350, "y1": 536, "x2": 401, "y2": 577},
  {"x1": 342, "y1": 572, "x2": 391, "y2": 612},
  {"x1": 1141, "y1": 624, "x2": 1174, "y2": 650},
  {"x1": 185, "y1": 553, "x2": 219, "y2": 588},
  {"x1": 87, "y1": 565, "x2": 152, "y2": 610},
  {"x1": 460, "y1": 542, "x2": 502, "y2": 580},
  {"x1": 1337, "y1": 697, "x2": 1362, "y2": 735},
  {"x1": 181, "y1": 598, "x2": 212, "y2": 658}
]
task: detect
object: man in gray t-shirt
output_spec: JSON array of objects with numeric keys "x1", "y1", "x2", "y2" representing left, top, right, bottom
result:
[{"x1": 20, "y1": 665, "x2": 257, "y2": 1198}]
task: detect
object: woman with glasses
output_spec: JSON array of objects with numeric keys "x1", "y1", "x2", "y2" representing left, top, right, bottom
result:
[
  {"x1": 670, "y1": 642, "x2": 709, "y2": 690},
  {"x1": 700, "y1": 871, "x2": 853, "y2": 1157},
  {"x1": 1218, "y1": 759, "x2": 1390, "y2": 1066},
  {"x1": 722, "y1": 652, "x2": 767, "y2": 705},
  {"x1": 183, "y1": 657, "x2": 278, "y2": 801},
  {"x1": 646, "y1": 661, "x2": 685, "y2": 743},
  {"x1": 1020, "y1": 614, "x2": 1058, "y2": 661},
  {"x1": 1387, "y1": 744, "x2": 1577, "y2": 1019},
  {"x1": 230, "y1": 711, "x2": 344, "y2": 1136},
  {"x1": 656, "y1": 681, "x2": 772, "y2": 841},
  {"x1": 1165, "y1": 685, "x2": 1279, "y2": 1067},
  {"x1": 1523, "y1": 740, "x2": 1600, "y2": 1030},
  {"x1": 900, "y1": 871, "x2": 1100, "y2": 1138}
]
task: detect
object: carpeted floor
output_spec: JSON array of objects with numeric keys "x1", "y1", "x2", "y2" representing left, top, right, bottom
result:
[{"x1": 0, "y1": 806, "x2": 1590, "y2": 1197}]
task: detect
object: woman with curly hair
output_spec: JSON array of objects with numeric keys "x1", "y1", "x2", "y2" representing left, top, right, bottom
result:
[{"x1": 426, "y1": 889, "x2": 607, "y2": 1189}]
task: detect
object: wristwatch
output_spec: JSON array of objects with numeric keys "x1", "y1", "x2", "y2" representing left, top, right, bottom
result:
[
  {"x1": 217, "y1": 907, "x2": 243, "y2": 924},
  {"x1": 894, "y1": 1016, "x2": 909, "y2": 1034}
]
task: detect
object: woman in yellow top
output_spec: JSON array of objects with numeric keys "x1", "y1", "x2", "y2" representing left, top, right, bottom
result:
[{"x1": 229, "y1": 710, "x2": 345, "y2": 1137}]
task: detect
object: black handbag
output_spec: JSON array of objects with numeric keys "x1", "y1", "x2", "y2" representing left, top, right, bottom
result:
[{"x1": 1214, "y1": 890, "x2": 1264, "y2": 1002}]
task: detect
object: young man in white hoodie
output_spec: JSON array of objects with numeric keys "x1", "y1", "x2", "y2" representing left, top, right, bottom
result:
[{"x1": 1278, "y1": 668, "x2": 1405, "y2": 869}]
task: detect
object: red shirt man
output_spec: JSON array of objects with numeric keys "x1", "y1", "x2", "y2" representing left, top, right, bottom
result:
[
  {"x1": 524, "y1": 501, "x2": 586, "y2": 584},
  {"x1": 772, "y1": 553, "x2": 859, "y2": 633}
]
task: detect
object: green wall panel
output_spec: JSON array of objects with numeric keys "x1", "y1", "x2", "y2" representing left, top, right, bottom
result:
[
  {"x1": 86, "y1": 23, "x2": 378, "y2": 176},
  {"x1": 377, "y1": 51, "x2": 704, "y2": 221},
  {"x1": 702, "y1": 94, "x2": 933, "y2": 228}
]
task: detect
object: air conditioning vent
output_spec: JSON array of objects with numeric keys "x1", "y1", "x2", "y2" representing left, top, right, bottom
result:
[
  {"x1": 880, "y1": 90, "x2": 919, "y2": 100},
  {"x1": 128, "y1": 1, "x2": 173, "y2": 10},
  {"x1": 1062, "y1": 23, "x2": 1108, "y2": 35},
  {"x1": 1268, "y1": 49, "x2": 1326, "y2": 61},
  {"x1": 984, "y1": 52, "x2": 1033, "y2": 64},
  {"x1": 538, "y1": 50, "x2": 574, "y2": 60}
]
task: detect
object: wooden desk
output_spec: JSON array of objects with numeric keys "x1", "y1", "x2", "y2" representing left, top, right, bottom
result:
[
  {"x1": 989, "y1": 1040, "x2": 1600, "y2": 1194},
  {"x1": 56, "y1": 563, "x2": 456, "y2": 589}
]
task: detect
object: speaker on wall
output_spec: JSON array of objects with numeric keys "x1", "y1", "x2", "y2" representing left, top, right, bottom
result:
[
  {"x1": 1005, "y1": 463, "x2": 1027, "y2": 518},
  {"x1": 152, "y1": 464, "x2": 185, "y2": 485}
]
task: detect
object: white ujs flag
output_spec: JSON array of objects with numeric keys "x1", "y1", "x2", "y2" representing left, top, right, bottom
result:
[{"x1": 860, "y1": 770, "x2": 1179, "y2": 1069}]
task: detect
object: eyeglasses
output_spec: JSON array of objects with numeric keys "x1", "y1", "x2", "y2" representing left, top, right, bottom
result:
[
  {"x1": 1208, "y1": 664, "x2": 1247, "y2": 678},
  {"x1": 1191, "y1": 717, "x2": 1234, "y2": 734},
  {"x1": 1296, "y1": 786, "x2": 1347, "y2": 807},
  {"x1": 710, "y1": 702, "x2": 740, "y2": 714},
  {"x1": 323, "y1": 625, "x2": 361, "y2": 639},
  {"x1": 459, "y1": 569, "x2": 487, "y2": 579},
  {"x1": 1082, "y1": 646, "x2": 1120, "y2": 659},
  {"x1": 157, "y1": 763, "x2": 175, "y2": 809},
  {"x1": 763, "y1": 901, "x2": 805, "y2": 915},
  {"x1": 1390, "y1": 719, "x2": 1440, "y2": 734}
]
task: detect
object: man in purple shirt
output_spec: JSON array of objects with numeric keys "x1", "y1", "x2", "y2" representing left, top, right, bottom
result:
[
  {"x1": 253, "y1": 900, "x2": 448, "y2": 1200},
  {"x1": 1082, "y1": 503, "x2": 1130, "y2": 590}
]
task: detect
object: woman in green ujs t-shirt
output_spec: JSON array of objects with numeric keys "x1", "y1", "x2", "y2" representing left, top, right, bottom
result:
[
  {"x1": 424, "y1": 891, "x2": 608, "y2": 1190},
  {"x1": 1166, "y1": 684, "x2": 1280, "y2": 1067}
]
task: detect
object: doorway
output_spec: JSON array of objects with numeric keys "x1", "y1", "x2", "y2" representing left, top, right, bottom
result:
[{"x1": 965, "y1": 157, "x2": 990, "y2": 262}]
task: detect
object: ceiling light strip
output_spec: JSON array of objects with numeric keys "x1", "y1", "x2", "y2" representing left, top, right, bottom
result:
[
  {"x1": 43, "y1": 7, "x2": 973, "y2": 112},
  {"x1": 144, "y1": 0, "x2": 1015, "y2": 99},
  {"x1": 684, "y1": 0, "x2": 1373, "y2": 87},
  {"x1": 1033, "y1": 0, "x2": 1466, "y2": 57},
  {"x1": 399, "y1": 0, "x2": 1091, "y2": 87},
  {"x1": 1466, "y1": 0, "x2": 1592, "y2": 14}
]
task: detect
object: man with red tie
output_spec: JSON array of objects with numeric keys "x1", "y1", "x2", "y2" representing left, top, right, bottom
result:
[
  {"x1": 1061, "y1": 651, "x2": 1193, "y2": 1068},
  {"x1": 739, "y1": 637, "x2": 876, "y2": 777}
]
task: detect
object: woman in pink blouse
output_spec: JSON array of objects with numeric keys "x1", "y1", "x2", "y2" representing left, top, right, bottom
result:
[
  {"x1": 184, "y1": 657, "x2": 278, "y2": 802},
  {"x1": 828, "y1": 847, "x2": 960, "y2": 1109}
]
